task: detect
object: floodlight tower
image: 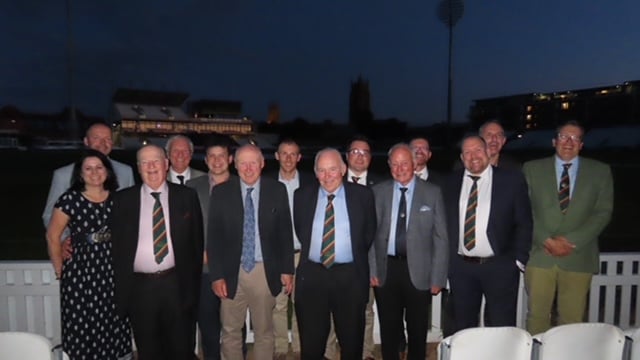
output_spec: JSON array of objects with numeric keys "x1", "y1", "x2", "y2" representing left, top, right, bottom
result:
[{"x1": 437, "y1": 0, "x2": 464, "y2": 149}]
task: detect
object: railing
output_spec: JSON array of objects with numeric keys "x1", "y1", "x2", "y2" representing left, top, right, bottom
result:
[{"x1": 1, "y1": 253, "x2": 638, "y2": 346}]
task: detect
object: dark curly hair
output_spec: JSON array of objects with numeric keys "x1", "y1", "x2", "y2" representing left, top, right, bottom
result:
[{"x1": 69, "y1": 149, "x2": 119, "y2": 192}]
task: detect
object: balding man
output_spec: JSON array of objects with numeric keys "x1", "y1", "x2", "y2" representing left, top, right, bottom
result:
[
  {"x1": 207, "y1": 144, "x2": 294, "y2": 360},
  {"x1": 111, "y1": 144, "x2": 203, "y2": 360},
  {"x1": 478, "y1": 120, "x2": 521, "y2": 169},
  {"x1": 370, "y1": 143, "x2": 448, "y2": 360},
  {"x1": 294, "y1": 148, "x2": 376, "y2": 360}
]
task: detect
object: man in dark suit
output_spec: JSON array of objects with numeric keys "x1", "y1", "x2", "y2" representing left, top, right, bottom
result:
[
  {"x1": 443, "y1": 135, "x2": 532, "y2": 331},
  {"x1": 266, "y1": 138, "x2": 315, "y2": 360},
  {"x1": 409, "y1": 136, "x2": 446, "y2": 187},
  {"x1": 294, "y1": 148, "x2": 376, "y2": 360},
  {"x1": 370, "y1": 143, "x2": 449, "y2": 360},
  {"x1": 207, "y1": 144, "x2": 294, "y2": 360},
  {"x1": 111, "y1": 144, "x2": 204, "y2": 360},
  {"x1": 185, "y1": 140, "x2": 234, "y2": 360},
  {"x1": 328, "y1": 135, "x2": 383, "y2": 360}
]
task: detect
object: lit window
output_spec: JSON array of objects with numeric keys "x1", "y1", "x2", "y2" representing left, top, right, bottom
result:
[{"x1": 561, "y1": 102, "x2": 570, "y2": 110}]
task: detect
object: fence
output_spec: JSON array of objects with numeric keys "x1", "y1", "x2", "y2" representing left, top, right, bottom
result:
[{"x1": 1, "y1": 252, "x2": 638, "y2": 346}]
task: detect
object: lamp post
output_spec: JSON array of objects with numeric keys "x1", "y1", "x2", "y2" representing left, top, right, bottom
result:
[{"x1": 437, "y1": 0, "x2": 464, "y2": 150}]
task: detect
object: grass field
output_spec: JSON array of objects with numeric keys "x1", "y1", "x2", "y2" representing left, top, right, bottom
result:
[{"x1": 1, "y1": 147, "x2": 638, "y2": 260}]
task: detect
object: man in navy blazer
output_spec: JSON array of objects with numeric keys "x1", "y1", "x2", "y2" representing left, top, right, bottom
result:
[
  {"x1": 294, "y1": 148, "x2": 376, "y2": 360},
  {"x1": 207, "y1": 144, "x2": 294, "y2": 360},
  {"x1": 111, "y1": 144, "x2": 203, "y2": 360},
  {"x1": 443, "y1": 135, "x2": 532, "y2": 332}
]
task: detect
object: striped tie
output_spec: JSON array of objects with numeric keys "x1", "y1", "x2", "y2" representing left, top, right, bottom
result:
[
  {"x1": 463, "y1": 176, "x2": 480, "y2": 251},
  {"x1": 559, "y1": 163, "x2": 572, "y2": 214},
  {"x1": 321, "y1": 194, "x2": 336, "y2": 268},
  {"x1": 151, "y1": 192, "x2": 168, "y2": 264}
]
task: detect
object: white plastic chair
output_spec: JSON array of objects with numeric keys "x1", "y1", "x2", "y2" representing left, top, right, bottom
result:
[
  {"x1": 438, "y1": 326, "x2": 533, "y2": 360},
  {"x1": 535, "y1": 323, "x2": 626, "y2": 360},
  {"x1": 625, "y1": 327, "x2": 640, "y2": 360},
  {"x1": 0, "y1": 331, "x2": 53, "y2": 360}
]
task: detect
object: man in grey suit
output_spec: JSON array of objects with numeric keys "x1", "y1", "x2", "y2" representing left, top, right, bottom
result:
[
  {"x1": 42, "y1": 122, "x2": 135, "y2": 241},
  {"x1": 370, "y1": 143, "x2": 448, "y2": 360},
  {"x1": 165, "y1": 135, "x2": 206, "y2": 185},
  {"x1": 186, "y1": 140, "x2": 234, "y2": 360}
]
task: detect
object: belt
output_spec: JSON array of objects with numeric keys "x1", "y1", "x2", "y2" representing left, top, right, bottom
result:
[
  {"x1": 460, "y1": 255, "x2": 493, "y2": 264},
  {"x1": 388, "y1": 254, "x2": 407, "y2": 260},
  {"x1": 134, "y1": 267, "x2": 175, "y2": 278}
]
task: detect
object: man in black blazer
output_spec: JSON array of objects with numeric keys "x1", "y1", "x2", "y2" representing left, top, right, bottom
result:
[
  {"x1": 111, "y1": 144, "x2": 204, "y2": 360},
  {"x1": 207, "y1": 144, "x2": 294, "y2": 360},
  {"x1": 443, "y1": 135, "x2": 532, "y2": 332},
  {"x1": 265, "y1": 138, "x2": 315, "y2": 359},
  {"x1": 294, "y1": 148, "x2": 376, "y2": 360}
]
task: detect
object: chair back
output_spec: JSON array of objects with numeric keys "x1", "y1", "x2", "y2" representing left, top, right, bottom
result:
[
  {"x1": 626, "y1": 328, "x2": 640, "y2": 360},
  {"x1": 0, "y1": 331, "x2": 53, "y2": 360},
  {"x1": 537, "y1": 323, "x2": 626, "y2": 360},
  {"x1": 439, "y1": 326, "x2": 533, "y2": 360}
]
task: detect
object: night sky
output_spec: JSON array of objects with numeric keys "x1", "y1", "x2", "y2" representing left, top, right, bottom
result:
[{"x1": 3, "y1": 1, "x2": 640, "y2": 125}]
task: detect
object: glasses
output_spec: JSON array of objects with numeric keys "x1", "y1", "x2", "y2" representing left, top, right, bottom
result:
[
  {"x1": 557, "y1": 133, "x2": 582, "y2": 142},
  {"x1": 348, "y1": 148, "x2": 371, "y2": 157}
]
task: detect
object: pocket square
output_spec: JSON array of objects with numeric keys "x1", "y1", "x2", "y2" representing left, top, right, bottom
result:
[{"x1": 419, "y1": 205, "x2": 431, "y2": 212}]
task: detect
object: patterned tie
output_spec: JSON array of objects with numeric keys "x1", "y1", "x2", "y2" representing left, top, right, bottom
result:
[
  {"x1": 177, "y1": 175, "x2": 185, "y2": 185},
  {"x1": 351, "y1": 176, "x2": 360, "y2": 184},
  {"x1": 321, "y1": 194, "x2": 336, "y2": 268},
  {"x1": 241, "y1": 188, "x2": 256, "y2": 272},
  {"x1": 463, "y1": 176, "x2": 480, "y2": 251},
  {"x1": 151, "y1": 192, "x2": 168, "y2": 264},
  {"x1": 559, "y1": 163, "x2": 572, "y2": 214},
  {"x1": 395, "y1": 187, "x2": 408, "y2": 256}
]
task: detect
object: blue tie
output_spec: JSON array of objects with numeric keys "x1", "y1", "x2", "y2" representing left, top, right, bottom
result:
[{"x1": 241, "y1": 187, "x2": 256, "y2": 272}]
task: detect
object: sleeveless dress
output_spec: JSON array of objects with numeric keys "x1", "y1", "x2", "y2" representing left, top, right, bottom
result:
[{"x1": 56, "y1": 190, "x2": 131, "y2": 359}]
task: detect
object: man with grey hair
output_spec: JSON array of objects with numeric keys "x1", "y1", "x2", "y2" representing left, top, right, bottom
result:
[
  {"x1": 370, "y1": 143, "x2": 448, "y2": 359},
  {"x1": 293, "y1": 148, "x2": 376, "y2": 359},
  {"x1": 165, "y1": 134, "x2": 206, "y2": 185},
  {"x1": 207, "y1": 144, "x2": 294, "y2": 360}
]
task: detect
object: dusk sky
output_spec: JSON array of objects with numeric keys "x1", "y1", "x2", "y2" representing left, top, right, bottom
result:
[{"x1": 3, "y1": 1, "x2": 640, "y2": 126}]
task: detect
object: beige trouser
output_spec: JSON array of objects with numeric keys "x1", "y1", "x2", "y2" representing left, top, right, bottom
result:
[
  {"x1": 525, "y1": 265, "x2": 593, "y2": 335},
  {"x1": 324, "y1": 287, "x2": 375, "y2": 359},
  {"x1": 274, "y1": 252, "x2": 301, "y2": 354},
  {"x1": 221, "y1": 263, "x2": 276, "y2": 360}
]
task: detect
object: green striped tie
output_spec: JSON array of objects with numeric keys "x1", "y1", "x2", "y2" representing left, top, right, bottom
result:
[
  {"x1": 321, "y1": 194, "x2": 336, "y2": 268},
  {"x1": 463, "y1": 176, "x2": 480, "y2": 251},
  {"x1": 558, "y1": 163, "x2": 572, "y2": 214},
  {"x1": 151, "y1": 192, "x2": 168, "y2": 264}
]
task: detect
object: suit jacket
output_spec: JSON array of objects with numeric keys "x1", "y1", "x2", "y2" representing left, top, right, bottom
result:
[
  {"x1": 168, "y1": 167, "x2": 206, "y2": 184},
  {"x1": 185, "y1": 174, "x2": 239, "y2": 273},
  {"x1": 42, "y1": 158, "x2": 135, "y2": 230},
  {"x1": 416, "y1": 168, "x2": 447, "y2": 189},
  {"x1": 207, "y1": 176, "x2": 294, "y2": 298},
  {"x1": 111, "y1": 182, "x2": 204, "y2": 317},
  {"x1": 443, "y1": 166, "x2": 532, "y2": 265},
  {"x1": 523, "y1": 156, "x2": 613, "y2": 273},
  {"x1": 294, "y1": 182, "x2": 376, "y2": 301},
  {"x1": 370, "y1": 177, "x2": 449, "y2": 290},
  {"x1": 344, "y1": 171, "x2": 386, "y2": 187}
]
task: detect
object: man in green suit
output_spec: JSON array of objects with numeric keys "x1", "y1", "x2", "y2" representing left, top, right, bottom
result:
[{"x1": 523, "y1": 120, "x2": 613, "y2": 334}]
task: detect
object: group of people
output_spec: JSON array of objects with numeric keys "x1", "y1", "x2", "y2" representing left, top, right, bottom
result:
[{"x1": 43, "y1": 119, "x2": 612, "y2": 360}]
